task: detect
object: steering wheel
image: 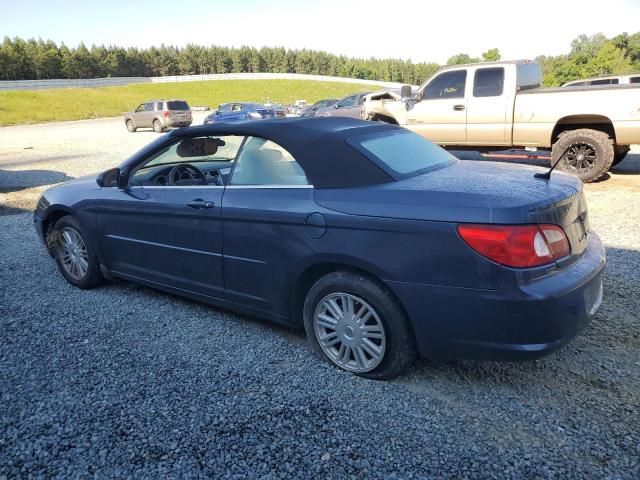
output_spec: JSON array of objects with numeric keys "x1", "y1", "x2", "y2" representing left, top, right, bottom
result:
[{"x1": 167, "y1": 164, "x2": 207, "y2": 186}]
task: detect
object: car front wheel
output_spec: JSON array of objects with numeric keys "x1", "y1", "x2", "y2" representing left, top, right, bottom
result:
[
  {"x1": 126, "y1": 119, "x2": 136, "y2": 132},
  {"x1": 303, "y1": 271, "x2": 417, "y2": 380},
  {"x1": 52, "y1": 216, "x2": 103, "y2": 289}
]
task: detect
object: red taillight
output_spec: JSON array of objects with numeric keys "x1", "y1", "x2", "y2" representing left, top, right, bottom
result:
[
  {"x1": 163, "y1": 111, "x2": 170, "y2": 118},
  {"x1": 457, "y1": 224, "x2": 570, "y2": 268}
]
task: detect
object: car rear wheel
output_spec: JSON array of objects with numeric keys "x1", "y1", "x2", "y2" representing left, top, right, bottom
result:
[
  {"x1": 126, "y1": 119, "x2": 136, "y2": 132},
  {"x1": 551, "y1": 129, "x2": 614, "y2": 183},
  {"x1": 52, "y1": 216, "x2": 103, "y2": 289},
  {"x1": 303, "y1": 271, "x2": 417, "y2": 380},
  {"x1": 153, "y1": 119, "x2": 164, "y2": 133}
]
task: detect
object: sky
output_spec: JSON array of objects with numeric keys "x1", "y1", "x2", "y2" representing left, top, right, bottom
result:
[{"x1": 1, "y1": 0, "x2": 640, "y2": 64}]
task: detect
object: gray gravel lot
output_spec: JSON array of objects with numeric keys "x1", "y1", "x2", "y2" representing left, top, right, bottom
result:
[{"x1": 1, "y1": 116, "x2": 639, "y2": 478}]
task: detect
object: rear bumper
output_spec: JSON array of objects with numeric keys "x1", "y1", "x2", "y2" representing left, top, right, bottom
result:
[
  {"x1": 387, "y1": 232, "x2": 606, "y2": 360},
  {"x1": 164, "y1": 119, "x2": 192, "y2": 128}
]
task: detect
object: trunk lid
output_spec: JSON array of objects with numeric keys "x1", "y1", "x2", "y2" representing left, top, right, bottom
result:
[{"x1": 314, "y1": 160, "x2": 589, "y2": 264}]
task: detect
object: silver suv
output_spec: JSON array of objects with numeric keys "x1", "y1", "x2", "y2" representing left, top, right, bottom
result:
[{"x1": 125, "y1": 99, "x2": 192, "y2": 133}]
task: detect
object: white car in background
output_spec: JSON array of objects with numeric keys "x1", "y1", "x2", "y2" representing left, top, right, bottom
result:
[{"x1": 562, "y1": 74, "x2": 640, "y2": 86}]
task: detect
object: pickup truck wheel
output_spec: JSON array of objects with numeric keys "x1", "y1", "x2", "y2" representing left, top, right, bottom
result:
[
  {"x1": 612, "y1": 145, "x2": 630, "y2": 166},
  {"x1": 552, "y1": 129, "x2": 614, "y2": 183}
]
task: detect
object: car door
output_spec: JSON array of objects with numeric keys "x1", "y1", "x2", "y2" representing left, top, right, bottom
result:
[
  {"x1": 465, "y1": 66, "x2": 513, "y2": 145},
  {"x1": 96, "y1": 135, "x2": 237, "y2": 299},
  {"x1": 221, "y1": 136, "x2": 316, "y2": 317},
  {"x1": 132, "y1": 103, "x2": 146, "y2": 126},
  {"x1": 405, "y1": 70, "x2": 468, "y2": 144},
  {"x1": 329, "y1": 95, "x2": 360, "y2": 118},
  {"x1": 224, "y1": 104, "x2": 246, "y2": 122}
]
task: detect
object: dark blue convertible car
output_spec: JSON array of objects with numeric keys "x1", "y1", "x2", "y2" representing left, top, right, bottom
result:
[{"x1": 34, "y1": 117, "x2": 605, "y2": 379}]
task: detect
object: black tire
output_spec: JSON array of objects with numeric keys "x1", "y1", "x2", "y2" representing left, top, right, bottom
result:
[
  {"x1": 125, "y1": 119, "x2": 136, "y2": 132},
  {"x1": 52, "y1": 216, "x2": 103, "y2": 289},
  {"x1": 153, "y1": 119, "x2": 164, "y2": 133},
  {"x1": 551, "y1": 129, "x2": 614, "y2": 183},
  {"x1": 612, "y1": 145, "x2": 630, "y2": 167},
  {"x1": 303, "y1": 271, "x2": 417, "y2": 380}
]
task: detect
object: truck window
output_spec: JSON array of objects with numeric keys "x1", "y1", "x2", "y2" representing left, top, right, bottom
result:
[
  {"x1": 473, "y1": 68, "x2": 504, "y2": 97},
  {"x1": 631, "y1": 77, "x2": 640, "y2": 84},
  {"x1": 516, "y1": 63, "x2": 541, "y2": 91},
  {"x1": 424, "y1": 71, "x2": 466, "y2": 100}
]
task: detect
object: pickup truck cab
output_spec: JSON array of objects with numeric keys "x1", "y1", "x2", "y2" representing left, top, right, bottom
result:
[{"x1": 363, "y1": 60, "x2": 640, "y2": 182}]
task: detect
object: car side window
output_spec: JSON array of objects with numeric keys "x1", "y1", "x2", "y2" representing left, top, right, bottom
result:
[
  {"x1": 156, "y1": 101, "x2": 164, "y2": 110},
  {"x1": 473, "y1": 68, "x2": 505, "y2": 97},
  {"x1": 591, "y1": 78, "x2": 616, "y2": 85},
  {"x1": 135, "y1": 104, "x2": 145, "y2": 113},
  {"x1": 144, "y1": 103, "x2": 154, "y2": 112},
  {"x1": 424, "y1": 71, "x2": 467, "y2": 99},
  {"x1": 128, "y1": 136, "x2": 245, "y2": 186},
  {"x1": 631, "y1": 77, "x2": 640, "y2": 84},
  {"x1": 231, "y1": 104, "x2": 243, "y2": 112},
  {"x1": 338, "y1": 95, "x2": 357, "y2": 108},
  {"x1": 230, "y1": 137, "x2": 309, "y2": 186}
]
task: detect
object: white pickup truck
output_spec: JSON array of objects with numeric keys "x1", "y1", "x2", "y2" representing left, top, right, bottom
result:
[{"x1": 362, "y1": 60, "x2": 640, "y2": 182}]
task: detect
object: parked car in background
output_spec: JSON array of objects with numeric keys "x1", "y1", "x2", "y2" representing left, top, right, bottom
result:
[
  {"x1": 362, "y1": 60, "x2": 640, "y2": 182},
  {"x1": 285, "y1": 100, "x2": 309, "y2": 117},
  {"x1": 203, "y1": 103, "x2": 283, "y2": 124},
  {"x1": 300, "y1": 98, "x2": 339, "y2": 117},
  {"x1": 316, "y1": 92, "x2": 371, "y2": 119},
  {"x1": 34, "y1": 117, "x2": 605, "y2": 380},
  {"x1": 125, "y1": 99, "x2": 192, "y2": 133},
  {"x1": 562, "y1": 74, "x2": 640, "y2": 87}
]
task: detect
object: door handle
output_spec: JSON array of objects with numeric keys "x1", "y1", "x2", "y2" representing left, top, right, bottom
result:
[
  {"x1": 186, "y1": 199, "x2": 215, "y2": 209},
  {"x1": 453, "y1": 104, "x2": 465, "y2": 111}
]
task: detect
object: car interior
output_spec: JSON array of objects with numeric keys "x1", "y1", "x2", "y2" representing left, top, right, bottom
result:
[{"x1": 129, "y1": 135, "x2": 308, "y2": 187}]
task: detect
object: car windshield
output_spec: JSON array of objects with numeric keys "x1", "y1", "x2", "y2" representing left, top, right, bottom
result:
[
  {"x1": 347, "y1": 130, "x2": 455, "y2": 178},
  {"x1": 167, "y1": 101, "x2": 190, "y2": 111},
  {"x1": 140, "y1": 136, "x2": 244, "y2": 169}
]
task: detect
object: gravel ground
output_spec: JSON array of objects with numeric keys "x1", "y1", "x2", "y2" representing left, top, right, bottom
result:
[{"x1": 1, "y1": 117, "x2": 639, "y2": 478}]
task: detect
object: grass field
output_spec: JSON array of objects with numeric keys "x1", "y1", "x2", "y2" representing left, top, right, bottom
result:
[{"x1": 0, "y1": 80, "x2": 377, "y2": 126}]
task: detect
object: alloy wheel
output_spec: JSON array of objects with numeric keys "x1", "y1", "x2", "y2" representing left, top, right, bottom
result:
[
  {"x1": 57, "y1": 227, "x2": 89, "y2": 280},
  {"x1": 564, "y1": 143, "x2": 597, "y2": 173},
  {"x1": 313, "y1": 292, "x2": 386, "y2": 373}
]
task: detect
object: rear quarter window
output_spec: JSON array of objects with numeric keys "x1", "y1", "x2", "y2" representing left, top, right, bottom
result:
[
  {"x1": 516, "y1": 63, "x2": 541, "y2": 91},
  {"x1": 347, "y1": 130, "x2": 456, "y2": 179}
]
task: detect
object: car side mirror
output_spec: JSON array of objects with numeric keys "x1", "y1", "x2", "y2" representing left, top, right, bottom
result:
[
  {"x1": 96, "y1": 167, "x2": 121, "y2": 188},
  {"x1": 334, "y1": 104, "x2": 339, "y2": 109}
]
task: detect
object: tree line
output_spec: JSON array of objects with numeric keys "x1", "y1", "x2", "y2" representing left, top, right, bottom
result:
[
  {"x1": 0, "y1": 38, "x2": 440, "y2": 85},
  {"x1": 1, "y1": 32, "x2": 638, "y2": 86}
]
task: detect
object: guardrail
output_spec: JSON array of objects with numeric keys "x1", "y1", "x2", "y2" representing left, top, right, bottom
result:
[{"x1": 0, "y1": 73, "x2": 405, "y2": 91}]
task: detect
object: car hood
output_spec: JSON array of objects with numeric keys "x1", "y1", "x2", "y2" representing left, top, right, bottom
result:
[{"x1": 314, "y1": 160, "x2": 582, "y2": 224}]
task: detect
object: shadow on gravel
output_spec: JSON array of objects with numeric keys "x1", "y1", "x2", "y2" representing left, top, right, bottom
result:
[
  {"x1": 610, "y1": 153, "x2": 640, "y2": 175},
  {"x1": 0, "y1": 169, "x2": 74, "y2": 193}
]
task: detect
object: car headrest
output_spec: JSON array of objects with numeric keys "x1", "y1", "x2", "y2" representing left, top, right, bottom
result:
[{"x1": 259, "y1": 149, "x2": 284, "y2": 163}]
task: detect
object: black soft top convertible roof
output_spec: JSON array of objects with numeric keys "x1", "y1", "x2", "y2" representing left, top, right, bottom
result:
[{"x1": 172, "y1": 117, "x2": 402, "y2": 188}]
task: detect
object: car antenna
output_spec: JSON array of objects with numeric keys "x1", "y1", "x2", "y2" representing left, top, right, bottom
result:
[{"x1": 534, "y1": 144, "x2": 574, "y2": 180}]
